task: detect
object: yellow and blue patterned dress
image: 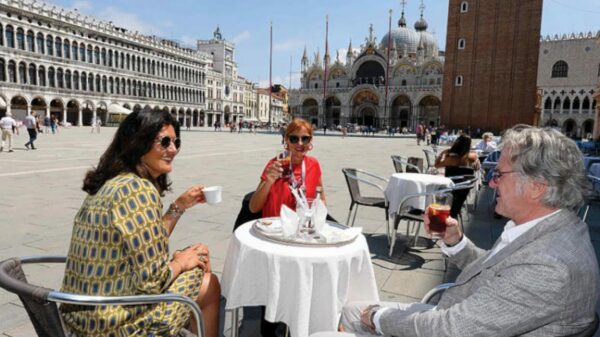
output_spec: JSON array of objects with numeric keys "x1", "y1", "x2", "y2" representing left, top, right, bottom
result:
[{"x1": 60, "y1": 172, "x2": 203, "y2": 337}]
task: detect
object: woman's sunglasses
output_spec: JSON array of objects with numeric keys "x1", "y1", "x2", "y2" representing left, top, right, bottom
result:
[
  {"x1": 157, "y1": 135, "x2": 181, "y2": 150},
  {"x1": 288, "y1": 135, "x2": 312, "y2": 144}
]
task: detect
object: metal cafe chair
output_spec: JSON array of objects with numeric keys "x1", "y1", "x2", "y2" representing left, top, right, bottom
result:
[
  {"x1": 389, "y1": 187, "x2": 456, "y2": 255},
  {"x1": 391, "y1": 155, "x2": 422, "y2": 174},
  {"x1": 423, "y1": 149, "x2": 437, "y2": 171},
  {"x1": 341, "y1": 168, "x2": 390, "y2": 233},
  {"x1": 581, "y1": 175, "x2": 600, "y2": 223},
  {"x1": 0, "y1": 256, "x2": 205, "y2": 337}
]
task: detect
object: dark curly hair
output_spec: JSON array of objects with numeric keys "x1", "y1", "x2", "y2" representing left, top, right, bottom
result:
[
  {"x1": 82, "y1": 108, "x2": 180, "y2": 196},
  {"x1": 448, "y1": 134, "x2": 472, "y2": 158}
]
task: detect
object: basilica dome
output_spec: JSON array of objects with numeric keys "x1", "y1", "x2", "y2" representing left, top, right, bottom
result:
[{"x1": 380, "y1": 13, "x2": 420, "y2": 54}]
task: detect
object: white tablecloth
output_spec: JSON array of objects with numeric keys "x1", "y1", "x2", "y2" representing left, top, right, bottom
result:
[
  {"x1": 385, "y1": 173, "x2": 453, "y2": 215},
  {"x1": 221, "y1": 221, "x2": 379, "y2": 337}
]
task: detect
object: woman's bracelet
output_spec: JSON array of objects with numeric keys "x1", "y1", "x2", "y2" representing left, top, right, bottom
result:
[{"x1": 165, "y1": 202, "x2": 185, "y2": 219}]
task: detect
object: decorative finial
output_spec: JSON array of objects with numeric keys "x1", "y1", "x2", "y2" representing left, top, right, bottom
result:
[
  {"x1": 419, "y1": 0, "x2": 425, "y2": 18},
  {"x1": 399, "y1": 0, "x2": 407, "y2": 27}
]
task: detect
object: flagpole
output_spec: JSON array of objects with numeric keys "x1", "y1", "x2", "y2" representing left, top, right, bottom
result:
[
  {"x1": 269, "y1": 20, "x2": 273, "y2": 129},
  {"x1": 322, "y1": 15, "x2": 329, "y2": 129},
  {"x1": 384, "y1": 9, "x2": 392, "y2": 130}
]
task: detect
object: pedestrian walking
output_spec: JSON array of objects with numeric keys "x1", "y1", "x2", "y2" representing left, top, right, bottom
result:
[
  {"x1": 96, "y1": 118, "x2": 102, "y2": 133},
  {"x1": 51, "y1": 115, "x2": 58, "y2": 134},
  {"x1": 0, "y1": 112, "x2": 18, "y2": 152},
  {"x1": 43, "y1": 115, "x2": 51, "y2": 133},
  {"x1": 24, "y1": 112, "x2": 38, "y2": 150}
]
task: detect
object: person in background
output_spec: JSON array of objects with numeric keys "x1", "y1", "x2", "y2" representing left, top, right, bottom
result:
[
  {"x1": 24, "y1": 112, "x2": 38, "y2": 150},
  {"x1": 0, "y1": 112, "x2": 18, "y2": 152},
  {"x1": 435, "y1": 134, "x2": 480, "y2": 171},
  {"x1": 60, "y1": 109, "x2": 221, "y2": 337},
  {"x1": 475, "y1": 132, "x2": 498, "y2": 152},
  {"x1": 314, "y1": 125, "x2": 599, "y2": 337}
]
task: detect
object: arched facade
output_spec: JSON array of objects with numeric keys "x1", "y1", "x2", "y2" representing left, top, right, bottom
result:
[{"x1": 290, "y1": 10, "x2": 442, "y2": 130}]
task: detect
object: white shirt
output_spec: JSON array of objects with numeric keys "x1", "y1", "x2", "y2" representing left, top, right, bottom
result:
[
  {"x1": 0, "y1": 116, "x2": 16, "y2": 130},
  {"x1": 24, "y1": 115, "x2": 36, "y2": 129},
  {"x1": 373, "y1": 210, "x2": 562, "y2": 335},
  {"x1": 475, "y1": 140, "x2": 497, "y2": 152}
]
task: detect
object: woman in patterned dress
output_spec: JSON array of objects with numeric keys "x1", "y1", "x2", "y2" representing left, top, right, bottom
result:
[{"x1": 60, "y1": 109, "x2": 221, "y2": 337}]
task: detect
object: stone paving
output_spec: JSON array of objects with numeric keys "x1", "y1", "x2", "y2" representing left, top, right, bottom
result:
[{"x1": 0, "y1": 126, "x2": 598, "y2": 337}]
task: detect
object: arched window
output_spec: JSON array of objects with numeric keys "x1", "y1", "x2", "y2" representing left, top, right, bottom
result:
[
  {"x1": 38, "y1": 66, "x2": 46, "y2": 86},
  {"x1": 455, "y1": 75, "x2": 463, "y2": 86},
  {"x1": 96, "y1": 74, "x2": 101, "y2": 92},
  {"x1": 0, "y1": 58, "x2": 5, "y2": 81},
  {"x1": 63, "y1": 39, "x2": 70, "y2": 59},
  {"x1": 7, "y1": 61, "x2": 16, "y2": 82},
  {"x1": 18, "y1": 62, "x2": 26, "y2": 83},
  {"x1": 36, "y1": 33, "x2": 44, "y2": 54},
  {"x1": 5, "y1": 25, "x2": 14, "y2": 48},
  {"x1": 572, "y1": 97, "x2": 580, "y2": 112},
  {"x1": 79, "y1": 43, "x2": 86, "y2": 61},
  {"x1": 57, "y1": 68, "x2": 63, "y2": 88},
  {"x1": 65, "y1": 70, "x2": 71, "y2": 89},
  {"x1": 142, "y1": 57, "x2": 146, "y2": 73},
  {"x1": 87, "y1": 44, "x2": 93, "y2": 63},
  {"x1": 126, "y1": 54, "x2": 130, "y2": 70},
  {"x1": 583, "y1": 97, "x2": 591, "y2": 111},
  {"x1": 562, "y1": 97, "x2": 570, "y2": 112},
  {"x1": 544, "y1": 97, "x2": 552, "y2": 109},
  {"x1": 101, "y1": 75, "x2": 107, "y2": 93},
  {"x1": 88, "y1": 73, "x2": 94, "y2": 91},
  {"x1": 460, "y1": 1, "x2": 469, "y2": 13},
  {"x1": 80, "y1": 72, "x2": 87, "y2": 90},
  {"x1": 108, "y1": 50, "x2": 113, "y2": 67},
  {"x1": 101, "y1": 48, "x2": 107, "y2": 66},
  {"x1": 46, "y1": 34, "x2": 53, "y2": 56},
  {"x1": 48, "y1": 66, "x2": 55, "y2": 87},
  {"x1": 93, "y1": 46, "x2": 99, "y2": 65},
  {"x1": 553, "y1": 97, "x2": 561, "y2": 110},
  {"x1": 26, "y1": 30, "x2": 34, "y2": 51},
  {"x1": 73, "y1": 71, "x2": 79, "y2": 90},
  {"x1": 0, "y1": 24, "x2": 3, "y2": 46},
  {"x1": 458, "y1": 38, "x2": 466, "y2": 49},
  {"x1": 72, "y1": 41, "x2": 78, "y2": 60},
  {"x1": 16, "y1": 28, "x2": 25, "y2": 50},
  {"x1": 55, "y1": 37, "x2": 62, "y2": 57},
  {"x1": 28, "y1": 64, "x2": 36, "y2": 85},
  {"x1": 551, "y1": 60, "x2": 568, "y2": 78},
  {"x1": 109, "y1": 77, "x2": 114, "y2": 94}
]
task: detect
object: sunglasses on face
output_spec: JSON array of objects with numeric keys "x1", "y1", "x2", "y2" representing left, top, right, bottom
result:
[
  {"x1": 288, "y1": 135, "x2": 312, "y2": 144},
  {"x1": 156, "y1": 135, "x2": 181, "y2": 151}
]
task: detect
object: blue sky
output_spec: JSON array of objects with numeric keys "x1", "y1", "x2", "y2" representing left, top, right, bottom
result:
[{"x1": 48, "y1": 0, "x2": 600, "y2": 89}]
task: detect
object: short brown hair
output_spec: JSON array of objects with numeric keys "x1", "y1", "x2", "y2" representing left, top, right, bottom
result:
[{"x1": 285, "y1": 118, "x2": 313, "y2": 138}]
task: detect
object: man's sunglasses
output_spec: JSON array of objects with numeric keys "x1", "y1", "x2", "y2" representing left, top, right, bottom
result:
[
  {"x1": 157, "y1": 135, "x2": 181, "y2": 150},
  {"x1": 288, "y1": 135, "x2": 312, "y2": 144}
]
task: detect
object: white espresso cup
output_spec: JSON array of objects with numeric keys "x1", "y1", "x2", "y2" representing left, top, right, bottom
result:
[{"x1": 203, "y1": 186, "x2": 223, "y2": 205}]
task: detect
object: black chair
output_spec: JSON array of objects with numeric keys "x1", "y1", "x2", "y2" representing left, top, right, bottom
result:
[
  {"x1": 233, "y1": 191, "x2": 262, "y2": 232},
  {"x1": 342, "y1": 168, "x2": 389, "y2": 231},
  {"x1": 445, "y1": 166, "x2": 477, "y2": 216},
  {"x1": 581, "y1": 175, "x2": 600, "y2": 223},
  {"x1": 0, "y1": 256, "x2": 204, "y2": 337}
]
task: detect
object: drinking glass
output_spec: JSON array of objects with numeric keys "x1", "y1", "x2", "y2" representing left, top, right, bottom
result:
[
  {"x1": 296, "y1": 197, "x2": 316, "y2": 238},
  {"x1": 428, "y1": 192, "x2": 453, "y2": 239},
  {"x1": 276, "y1": 150, "x2": 291, "y2": 179}
]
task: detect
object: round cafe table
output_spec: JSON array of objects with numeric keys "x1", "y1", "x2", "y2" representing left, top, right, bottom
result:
[
  {"x1": 385, "y1": 173, "x2": 454, "y2": 215},
  {"x1": 221, "y1": 220, "x2": 379, "y2": 337}
]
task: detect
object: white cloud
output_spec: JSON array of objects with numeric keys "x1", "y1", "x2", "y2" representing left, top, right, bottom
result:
[
  {"x1": 274, "y1": 39, "x2": 304, "y2": 52},
  {"x1": 98, "y1": 6, "x2": 163, "y2": 36},
  {"x1": 232, "y1": 31, "x2": 251, "y2": 44},
  {"x1": 179, "y1": 35, "x2": 197, "y2": 48}
]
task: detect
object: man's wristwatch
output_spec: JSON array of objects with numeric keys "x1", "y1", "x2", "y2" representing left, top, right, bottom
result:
[{"x1": 367, "y1": 304, "x2": 381, "y2": 333}]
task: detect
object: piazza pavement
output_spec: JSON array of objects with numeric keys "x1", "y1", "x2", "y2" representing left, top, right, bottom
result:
[{"x1": 0, "y1": 126, "x2": 598, "y2": 337}]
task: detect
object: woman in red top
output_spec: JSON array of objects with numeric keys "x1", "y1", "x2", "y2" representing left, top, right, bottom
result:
[{"x1": 249, "y1": 118, "x2": 326, "y2": 217}]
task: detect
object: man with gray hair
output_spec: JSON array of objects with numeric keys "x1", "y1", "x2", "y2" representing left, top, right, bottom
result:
[
  {"x1": 0, "y1": 112, "x2": 18, "y2": 152},
  {"x1": 314, "y1": 125, "x2": 599, "y2": 336}
]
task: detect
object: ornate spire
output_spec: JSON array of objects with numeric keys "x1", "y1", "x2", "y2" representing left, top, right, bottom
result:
[
  {"x1": 347, "y1": 39, "x2": 353, "y2": 55},
  {"x1": 415, "y1": 0, "x2": 428, "y2": 31},
  {"x1": 399, "y1": 0, "x2": 407, "y2": 27},
  {"x1": 302, "y1": 45, "x2": 308, "y2": 62}
]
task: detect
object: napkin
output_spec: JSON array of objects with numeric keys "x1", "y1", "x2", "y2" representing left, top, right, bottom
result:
[
  {"x1": 319, "y1": 227, "x2": 363, "y2": 243},
  {"x1": 280, "y1": 205, "x2": 299, "y2": 237},
  {"x1": 312, "y1": 199, "x2": 328, "y2": 233}
]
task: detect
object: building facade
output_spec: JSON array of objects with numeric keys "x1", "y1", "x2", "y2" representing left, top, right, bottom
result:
[
  {"x1": 441, "y1": 0, "x2": 543, "y2": 133},
  {"x1": 289, "y1": 6, "x2": 443, "y2": 130},
  {"x1": 537, "y1": 32, "x2": 600, "y2": 138},
  {"x1": 0, "y1": 0, "x2": 257, "y2": 128}
]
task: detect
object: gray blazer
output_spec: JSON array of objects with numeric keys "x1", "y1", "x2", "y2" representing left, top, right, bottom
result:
[{"x1": 379, "y1": 210, "x2": 599, "y2": 336}]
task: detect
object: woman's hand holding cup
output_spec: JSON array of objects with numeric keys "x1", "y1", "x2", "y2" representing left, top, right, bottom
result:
[
  {"x1": 265, "y1": 161, "x2": 283, "y2": 184},
  {"x1": 176, "y1": 184, "x2": 206, "y2": 211}
]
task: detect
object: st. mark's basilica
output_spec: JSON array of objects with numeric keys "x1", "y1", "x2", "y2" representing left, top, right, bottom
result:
[{"x1": 289, "y1": 5, "x2": 443, "y2": 130}]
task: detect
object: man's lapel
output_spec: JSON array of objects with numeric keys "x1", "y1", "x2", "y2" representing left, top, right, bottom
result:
[{"x1": 455, "y1": 210, "x2": 570, "y2": 285}]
